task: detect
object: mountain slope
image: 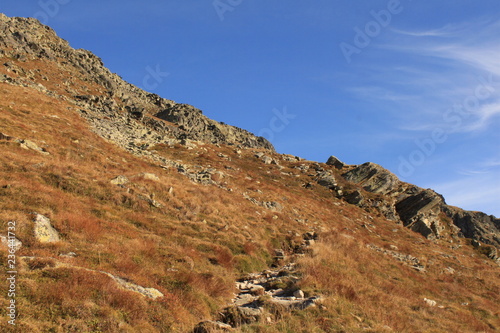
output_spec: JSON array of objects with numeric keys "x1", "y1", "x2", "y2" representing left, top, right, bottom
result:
[{"x1": 0, "y1": 14, "x2": 499, "y2": 332}]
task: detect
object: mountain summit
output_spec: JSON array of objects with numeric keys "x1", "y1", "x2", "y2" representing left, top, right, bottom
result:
[{"x1": 0, "y1": 14, "x2": 499, "y2": 332}]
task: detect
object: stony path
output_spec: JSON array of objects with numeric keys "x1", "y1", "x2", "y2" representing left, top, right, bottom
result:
[{"x1": 194, "y1": 233, "x2": 323, "y2": 332}]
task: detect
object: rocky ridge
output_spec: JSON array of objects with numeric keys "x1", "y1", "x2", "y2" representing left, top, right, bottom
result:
[
  {"x1": 0, "y1": 14, "x2": 273, "y2": 151},
  {"x1": 334, "y1": 160, "x2": 500, "y2": 252}
]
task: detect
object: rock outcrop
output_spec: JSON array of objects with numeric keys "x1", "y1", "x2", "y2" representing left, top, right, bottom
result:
[
  {"x1": 443, "y1": 206, "x2": 500, "y2": 248},
  {"x1": 339, "y1": 162, "x2": 500, "y2": 248},
  {"x1": 156, "y1": 104, "x2": 274, "y2": 150},
  {"x1": 395, "y1": 189, "x2": 447, "y2": 239},
  {"x1": 326, "y1": 155, "x2": 346, "y2": 169},
  {"x1": 343, "y1": 162, "x2": 401, "y2": 195}
]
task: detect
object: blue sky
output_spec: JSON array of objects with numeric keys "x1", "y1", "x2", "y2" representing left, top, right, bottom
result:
[{"x1": 2, "y1": 1, "x2": 499, "y2": 217}]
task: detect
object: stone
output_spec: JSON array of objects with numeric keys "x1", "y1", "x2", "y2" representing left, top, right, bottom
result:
[
  {"x1": 18, "y1": 139, "x2": 49, "y2": 155},
  {"x1": 250, "y1": 285, "x2": 265, "y2": 296},
  {"x1": 444, "y1": 267, "x2": 455, "y2": 275},
  {"x1": 233, "y1": 293, "x2": 256, "y2": 306},
  {"x1": 340, "y1": 161, "x2": 500, "y2": 246},
  {"x1": 275, "y1": 249, "x2": 286, "y2": 259},
  {"x1": 264, "y1": 201, "x2": 283, "y2": 212},
  {"x1": 444, "y1": 207, "x2": 500, "y2": 249},
  {"x1": 396, "y1": 191, "x2": 446, "y2": 239},
  {"x1": 33, "y1": 214, "x2": 60, "y2": 243},
  {"x1": 304, "y1": 231, "x2": 318, "y2": 240},
  {"x1": 156, "y1": 104, "x2": 275, "y2": 151},
  {"x1": 268, "y1": 296, "x2": 322, "y2": 310},
  {"x1": 137, "y1": 172, "x2": 160, "y2": 181},
  {"x1": 254, "y1": 152, "x2": 265, "y2": 158},
  {"x1": 282, "y1": 154, "x2": 300, "y2": 162},
  {"x1": 423, "y1": 298, "x2": 437, "y2": 307},
  {"x1": 316, "y1": 171, "x2": 337, "y2": 190},
  {"x1": 293, "y1": 289, "x2": 305, "y2": 299},
  {"x1": 475, "y1": 244, "x2": 499, "y2": 260},
  {"x1": 326, "y1": 155, "x2": 345, "y2": 169},
  {"x1": 262, "y1": 155, "x2": 273, "y2": 164},
  {"x1": 344, "y1": 190, "x2": 364, "y2": 206},
  {"x1": 305, "y1": 239, "x2": 315, "y2": 246},
  {"x1": 237, "y1": 305, "x2": 263, "y2": 321},
  {"x1": 110, "y1": 175, "x2": 129, "y2": 185}
]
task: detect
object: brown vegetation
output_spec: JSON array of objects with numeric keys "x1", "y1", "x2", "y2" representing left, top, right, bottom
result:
[{"x1": 0, "y1": 53, "x2": 499, "y2": 333}]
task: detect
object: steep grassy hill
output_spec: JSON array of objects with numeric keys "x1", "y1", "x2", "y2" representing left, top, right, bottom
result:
[{"x1": 0, "y1": 14, "x2": 499, "y2": 332}]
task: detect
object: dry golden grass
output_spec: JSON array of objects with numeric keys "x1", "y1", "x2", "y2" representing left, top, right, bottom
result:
[{"x1": 0, "y1": 55, "x2": 499, "y2": 332}]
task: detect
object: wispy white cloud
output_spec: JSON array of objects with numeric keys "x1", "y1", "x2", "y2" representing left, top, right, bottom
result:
[
  {"x1": 457, "y1": 156, "x2": 500, "y2": 175},
  {"x1": 458, "y1": 102, "x2": 500, "y2": 132},
  {"x1": 345, "y1": 86, "x2": 417, "y2": 102},
  {"x1": 388, "y1": 19, "x2": 500, "y2": 76},
  {"x1": 481, "y1": 158, "x2": 500, "y2": 168},
  {"x1": 390, "y1": 28, "x2": 451, "y2": 38},
  {"x1": 457, "y1": 169, "x2": 490, "y2": 176},
  {"x1": 349, "y1": 18, "x2": 500, "y2": 135}
]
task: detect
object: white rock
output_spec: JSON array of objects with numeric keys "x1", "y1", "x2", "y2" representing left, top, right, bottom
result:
[
  {"x1": 423, "y1": 298, "x2": 437, "y2": 307},
  {"x1": 33, "y1": 214, "x2": 60, "y2": 243}
]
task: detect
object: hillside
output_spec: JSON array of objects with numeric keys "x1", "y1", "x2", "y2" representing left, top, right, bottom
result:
[{"x1": 0, "y1": 14, "x2": 499, "y2": 332}]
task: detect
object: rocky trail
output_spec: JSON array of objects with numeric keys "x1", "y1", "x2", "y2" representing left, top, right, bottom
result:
[{"x1": 194, "y1": 232, "x2": 323, "y2": 332}]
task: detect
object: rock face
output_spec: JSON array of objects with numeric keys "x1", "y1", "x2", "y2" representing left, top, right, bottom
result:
[
  {"x1": 0, "y1": 14, "x2": 274, "y2": 151},
  {"x1": 340, "y1": 162, "x2": 500, "y2": 248},
  {"x1": 156, "y1": 104, "x2": 274, "y2": 150},
  {"x1": 443, "y1": 206, "x2": 500, "y2": 247},
  {"x1": 343, "y1": 162, "x2": 400, "y2": 195},
  {"x1": 395, "y1": 189, "x2": 447, "y2": 238},
  {"x1": 316, "y1": 171, "x2": 338, "y2": 190}
]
